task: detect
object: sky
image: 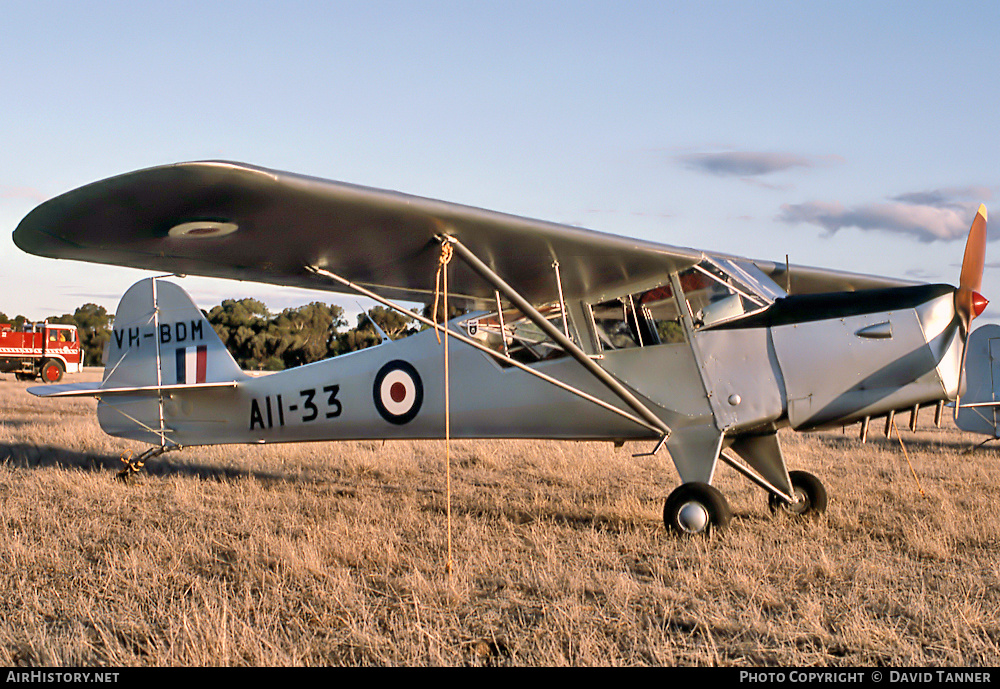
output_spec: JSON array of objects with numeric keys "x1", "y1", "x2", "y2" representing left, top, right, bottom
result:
[{"x1": 2, "y1": 1, "x2": 999, "y2": 325}]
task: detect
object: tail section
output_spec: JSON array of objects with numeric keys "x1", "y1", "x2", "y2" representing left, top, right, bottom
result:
[{"x1": 95, "y1": 278, "x2": 245, "y2": 444}]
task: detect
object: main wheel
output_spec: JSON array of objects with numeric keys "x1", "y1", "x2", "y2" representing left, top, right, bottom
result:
[
  {"x1": 40, "y1": 360, "x2": 64, "y2": 383},
  {"x1": 768, "y1": 470, "x2": 827, "y2": 517},
  {"x1": 663, "y1": 482, "x2": 732, "y2": 535}
]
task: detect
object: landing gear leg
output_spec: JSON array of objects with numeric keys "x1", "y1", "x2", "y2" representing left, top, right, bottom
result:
[{"x1": 663, "y1": 482, "x2": 732, "y2": 535}]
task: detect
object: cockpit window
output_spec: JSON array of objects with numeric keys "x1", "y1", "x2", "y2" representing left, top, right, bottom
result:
[
  {"x1": 590, "y1": 283, "x2": 686, "y2": 352},
  {"x1": 714, "y1": 257, "x2": 787, "y2": 303},
  {"x1": 592, "y1": 297, "x2": 644, "y2": 350},
  {"x1": 584, "y1": 257, "x2": 784, "y2": 352},
  {"x1": 637, "y1": 286, "x2": 686, "y2": 344},
  {"x1": 679, "y1": 258, "x2": 779, "y2": 329}
]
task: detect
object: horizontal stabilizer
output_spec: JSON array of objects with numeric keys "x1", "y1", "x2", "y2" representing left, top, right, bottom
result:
[
  {"x1": 27, "y1": 382, "x2": 102, "y2": 398},
  {"x1": 28, "y1": 380, "x2": 238, "y2": 398}
]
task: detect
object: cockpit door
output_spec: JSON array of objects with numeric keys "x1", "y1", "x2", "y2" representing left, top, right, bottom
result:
[{"x1": 673, "y1": 261, "x2": 787, "y2": 432}]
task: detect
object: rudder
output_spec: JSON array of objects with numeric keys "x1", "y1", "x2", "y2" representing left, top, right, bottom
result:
[{"x1": 103, "y1": 278, "x2": 244, "y2": 389}]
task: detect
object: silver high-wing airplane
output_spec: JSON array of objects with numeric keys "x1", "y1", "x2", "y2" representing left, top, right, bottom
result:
[{"x1": 12, "y1": 162, "x2": 990, "y2": 535}]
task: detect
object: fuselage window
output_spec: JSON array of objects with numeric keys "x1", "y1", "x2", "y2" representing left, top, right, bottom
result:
[
  {"x1": 639, "y1": 286, "x2": 686, "y2": 344},
  {"x1": 590, "y1": 283, "x2": 685, "y2": 351},
  {"x1": 463, "y1": 302, "x2": 571, "y2": 365}
]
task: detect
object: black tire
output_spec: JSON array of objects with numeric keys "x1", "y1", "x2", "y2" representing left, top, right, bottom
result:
[
  {"x1": 40, "y1": 360, "x2": 64, "y2": 383},
  {"x1": 768, "y1": 470, "x2": 827, "y2": 517},
  {"x1": 663, "y1": 482, "x2": 732, "y2": 535}
]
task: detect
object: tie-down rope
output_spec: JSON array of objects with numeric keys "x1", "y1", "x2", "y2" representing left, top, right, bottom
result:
[{"x1": 433, "y1": 240, "x2": 455, "y2": 577}]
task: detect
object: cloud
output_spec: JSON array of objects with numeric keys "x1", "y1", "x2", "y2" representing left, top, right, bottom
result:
[
  {"x1": 890, "y1": 186, "x2": 992, "y2": 208},
  {"x1": 0, "y1": 185, "x2": 47, "y2": 202},
  {"x1": 677, "y1": 150, "x2": 835, "y2": 178},
  {"x1": 777, "y1": 187, "x2": 992, "y2": 242}
]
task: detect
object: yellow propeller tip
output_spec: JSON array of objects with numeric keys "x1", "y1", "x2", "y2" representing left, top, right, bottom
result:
[{"x1": 978, "y1": 204, "x2": 988, "y2": 222}]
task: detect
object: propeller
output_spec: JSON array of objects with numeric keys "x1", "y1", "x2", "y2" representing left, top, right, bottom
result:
[
  {"x1": 954, "y1": 204, "x2": 989, "y2": 416},
  {"x1": 956, "y1": 204, "x2": 989, "y2": 328}
]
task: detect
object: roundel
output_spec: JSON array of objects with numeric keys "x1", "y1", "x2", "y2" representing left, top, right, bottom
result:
[{"x1": 373, "y1": 360, "x2": 424, "y2": 425}]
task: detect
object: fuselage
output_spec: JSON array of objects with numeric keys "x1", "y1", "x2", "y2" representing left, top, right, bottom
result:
[{"x1": 96, "y1": 284, "x2": 963, "y2": 449}]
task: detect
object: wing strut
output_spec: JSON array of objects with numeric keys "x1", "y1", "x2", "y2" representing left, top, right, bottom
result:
[
  {"x1": 305, "y1": 265, "x2": 665, "y2": 435},
  {"x1": 441, "y1": 235, "x2": 672, "y2": 439}
]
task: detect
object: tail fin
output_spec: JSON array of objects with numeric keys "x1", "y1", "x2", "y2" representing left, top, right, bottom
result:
[
  {"x1": 92, "y1": 278, "x2": 244, "y2": 444},
  {"x1": 103, "y1": 277, "x2": 245, "y2": 389}
]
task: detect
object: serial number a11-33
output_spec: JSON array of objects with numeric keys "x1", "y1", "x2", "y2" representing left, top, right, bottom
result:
[{"x1": 249, "y1": 385, "x2": 342, "y2": 430}]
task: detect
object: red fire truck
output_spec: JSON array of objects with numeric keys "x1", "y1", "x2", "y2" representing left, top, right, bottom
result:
[{"x1": 0, "y1": 321, "x2": 83, "y2": 382}]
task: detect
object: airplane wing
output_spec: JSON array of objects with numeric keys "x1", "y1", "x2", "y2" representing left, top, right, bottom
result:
[
  {"x1": 759, "y1": 262, "x2": 918, "y2": 295},
  {"x1": 13, "y1": 161, "x2": 913, "y2": 307}
]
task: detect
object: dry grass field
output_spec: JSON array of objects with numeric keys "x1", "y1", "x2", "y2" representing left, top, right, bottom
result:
[{"x1": 2, "y1": 369, "x2": 1000, "y2": 667}]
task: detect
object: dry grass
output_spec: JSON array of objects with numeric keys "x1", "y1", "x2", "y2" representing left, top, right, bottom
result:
[{"x1": 2, "y1": 369, "x2": 1000, "y2": 666}]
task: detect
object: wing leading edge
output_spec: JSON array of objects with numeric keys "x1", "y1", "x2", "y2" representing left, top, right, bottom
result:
[{"x1": 13, "y1": 161, "x2": 913, "y2": 306}]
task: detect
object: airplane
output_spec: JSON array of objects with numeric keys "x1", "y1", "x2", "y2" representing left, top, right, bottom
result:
[{"x1": 11, "y1": 161, "x2": 990, "y2": 535}]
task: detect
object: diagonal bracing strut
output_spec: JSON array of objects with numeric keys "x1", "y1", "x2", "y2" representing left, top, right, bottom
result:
[{"x1": 441, "y1": 235, "x2": 672, "y2": 438}]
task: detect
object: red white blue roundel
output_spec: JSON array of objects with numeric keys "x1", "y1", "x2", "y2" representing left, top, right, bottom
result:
[{"x1": 373, "y1": 360, "x2": 423, "y2": 425}]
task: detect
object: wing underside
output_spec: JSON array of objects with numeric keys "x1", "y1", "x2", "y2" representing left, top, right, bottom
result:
[{"x1": 13, "y1": 161, "x2": 914, "y2": 306}]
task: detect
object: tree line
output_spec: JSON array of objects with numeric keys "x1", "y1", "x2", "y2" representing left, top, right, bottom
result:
[{"x1": 0, "y1": 298, "x2": 430, "y2": 370}]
